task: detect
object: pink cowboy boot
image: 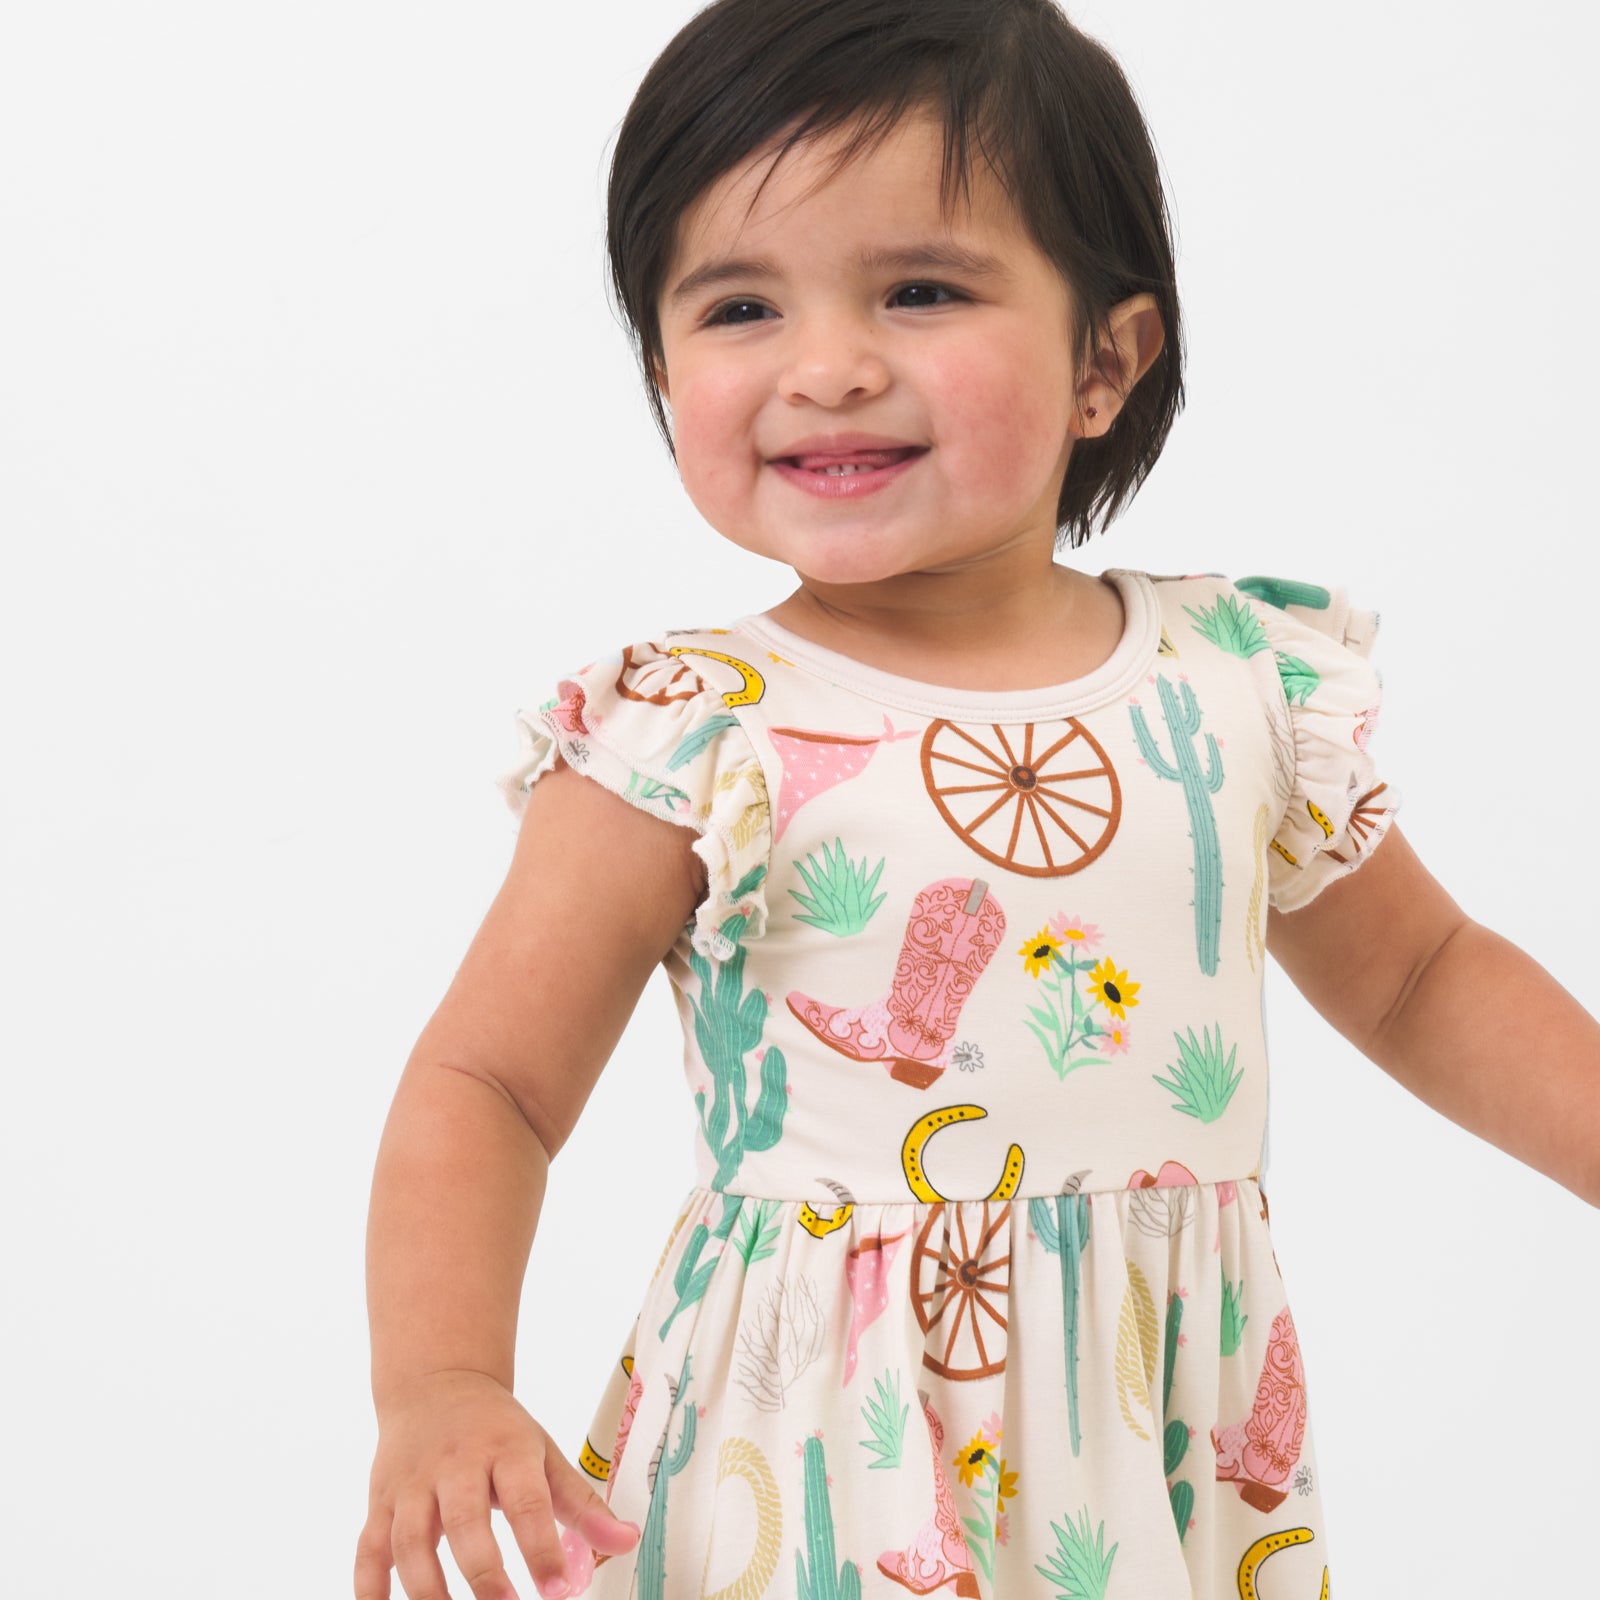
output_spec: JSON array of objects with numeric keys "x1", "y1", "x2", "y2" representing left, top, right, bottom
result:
[
  {"x1": 788, "y1": 877, "x2": 1006, "y2": 1089},
  {"x1": 1211, "y1": 1302, "x2": 1307, "y2": 1512},
  {"x1": 877, "y1": 1393, "x2": 981, "y2": 1597}
]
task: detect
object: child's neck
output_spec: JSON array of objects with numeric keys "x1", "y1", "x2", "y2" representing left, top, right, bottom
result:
[{"x1": 757, "y1": 566, "x2": 1128, "y2": 694}]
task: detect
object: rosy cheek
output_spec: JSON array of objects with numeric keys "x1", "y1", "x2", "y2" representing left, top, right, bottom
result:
[
  {"x1": 670, "y1": 371, "x2": 753, "y2": 462},
  {"x1": 926, "y1": 341, "x2": 1067, "y2": 490}
]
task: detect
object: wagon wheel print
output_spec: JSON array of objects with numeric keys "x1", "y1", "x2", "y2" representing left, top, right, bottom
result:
[
  {"x1": 1320, "y1": 780, "x2": 1396, "y2": 866},
  {"x1": 921, "y1": 718, "x2": 1122, "y2": 877},
  {"x1": 910, "y1": 1200, "x2": 1011, "y2": 1379}
]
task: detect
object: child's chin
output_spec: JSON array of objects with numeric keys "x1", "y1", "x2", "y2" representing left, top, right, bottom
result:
[{"x1": 788, "y1": 550, "x2": 926, "y2": 587}]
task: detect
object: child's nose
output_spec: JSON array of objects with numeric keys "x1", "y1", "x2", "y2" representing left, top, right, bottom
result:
[{"x1": 777, "y1": 320, "x2": 891, "y2": 406}]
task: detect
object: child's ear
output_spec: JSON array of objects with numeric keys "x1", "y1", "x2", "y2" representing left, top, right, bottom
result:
[
  {"x1": 1075, "y1": 293, "x2": 1165, "y2": 435},
  {"x1": 652, "y1": 358, "x2": 670, "y2": 403}
]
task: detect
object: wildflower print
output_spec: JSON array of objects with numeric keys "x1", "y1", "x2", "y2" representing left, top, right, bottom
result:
[
  {"x1": 955, "y1": 1429, "x2": 995, "y2": 1489},
  {"x1": 1020, "y1": 915, "x2": 1143, "y2": 1080},
  {"x1": 1087, "y1": 958, "x2": 1141, "y2": 1020},
  {"x1": 954, "y1": 1424, "x2": 1018, "y2": 1584},
  {"x1": 1019, "y1": 924, "x2": 1063, "y2": 978},
  {"x1": 951, "y1": 1039, "x2": 986, "y2": 1072},
  {"x1": 1048, "y1": 912, "x2": 1103, "y2": 951}
]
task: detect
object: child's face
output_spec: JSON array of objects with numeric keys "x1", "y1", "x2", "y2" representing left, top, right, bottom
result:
[{"x1": 654, "y1": 108, "x2": 1100, "y2": 591}]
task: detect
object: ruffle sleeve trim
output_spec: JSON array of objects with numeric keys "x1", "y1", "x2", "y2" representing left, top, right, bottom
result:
[
  {"x1": 494, "y1": 639, "x2": 772, "y2": 964},
  {"x1": 1233, "y1": 574, "x2": 1402, "y2": 913}
]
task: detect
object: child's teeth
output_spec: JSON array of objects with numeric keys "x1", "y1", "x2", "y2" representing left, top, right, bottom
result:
[{"x1": 818, "y1": 462, "x2": 873, "y2": 475}]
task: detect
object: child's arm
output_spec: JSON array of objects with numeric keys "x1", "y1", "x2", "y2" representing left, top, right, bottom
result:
[
  {"x1": 360, "y1": 752, "x2": 698, "y2": 1593},
  {"x1": 1266, "y1": 820, "x2": 1600, "y2": 1208}
]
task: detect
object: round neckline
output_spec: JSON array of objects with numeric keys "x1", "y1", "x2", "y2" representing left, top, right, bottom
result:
[{"x1": 732, "y1": 567, "x2": 1159, "y2": 720}]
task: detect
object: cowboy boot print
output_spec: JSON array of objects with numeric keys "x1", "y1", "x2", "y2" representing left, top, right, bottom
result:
[
  {"x1": 1211, "y1": 1302, "x2": 1307, "y2": 1512},
  {"x1": 877, "y1": 1392, "x2": 981, "y2": 1597},
  {"x1": 787, "y1": 877, "x2": 1007, "y2": 1088}
]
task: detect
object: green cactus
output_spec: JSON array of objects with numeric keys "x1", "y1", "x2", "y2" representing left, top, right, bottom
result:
[
  {"x1": 1220, "y1": 1264, "x2": 1249, "y2": 1356},
  {"x1": 1161, "y1": 1291, "x2": 1193, "y2": 1544},
  {"x1": 687, "y1": 909, "x2": 790, "y2": 1192},
  {"x1": 1232, "y1": 574, "x2": 1333, "y2": 612},
  {"x1": 1151, "y1": 1022, "x2": 1243, "y2": 1123},
  {"x1": 1031, "y1": 1191, "x2": 1092, "y2": 1455},
  {"x1": 1163, "y1": 1417, "x2": 1190, "y2": 1479},
  {"x1": 1168, "y1": 1477, "x2": 1195, "y2": 1547},
  {"x1": 858, "y1": 1368, "x2": 909, "y2": 1469},
  {"x1": 1181, "y1": 589, "x2": 1271, "y2": 659},
  {"x1": 789, "y1": 837, "x2": 887, "y2": 936},
  {"x1": 658, "y1": 1191, "x2": 742, "y2": 1340},
  {"x1": 795, "y1": 1434, "x2": 861, "y2": 1600},
  {"x1": 634, "y1": 1349, "x2": 700, "y2": 1600},
  {"x1": 1129, "y1": 675, "x2": 1225, "y2": 975},
  {"x1": 1161, "y1": 1292, "x2": 1182, "y2": 1435},
  {"x1": 1034, "y1": 1504, "x2": 1118, "y2": 1598}
]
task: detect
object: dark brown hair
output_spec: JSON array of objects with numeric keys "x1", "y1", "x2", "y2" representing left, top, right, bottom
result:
[{"x1": 605, "y1": 0, "x2": 1185, "y2": 551}]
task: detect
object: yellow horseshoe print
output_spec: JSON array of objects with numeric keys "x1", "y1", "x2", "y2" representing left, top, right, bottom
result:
[
  {"x1": 576, "y1": 1352, "x2": 634, "y2": 1480},
  {"x1": 666, "y1": 646, "x2": 766, "y2": 707},
  {"x1": 577, "y1": 1433, "x2": 610, "y2": 1480},
  {"x1": 1236, "y1": 1527, "x2": 1328, "y2": 1600},
  {"x1": 901, "y1": 1104, "x2": 1025, "y2": 1202},
  {"x1": 1305, "y1": 797, "x2": 1334, "y2": 841},
  {"x1": 798, "y1": 1201, "x2": 854, "y2": 1238}
]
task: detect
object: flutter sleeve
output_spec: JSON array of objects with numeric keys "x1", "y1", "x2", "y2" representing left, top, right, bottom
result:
[
  {"x1": 494, "y1": 637, "x2": 772, "y2": 962},
  {"x1": 1232, "y1": 574, "x2": 1403, "y2": 914}
]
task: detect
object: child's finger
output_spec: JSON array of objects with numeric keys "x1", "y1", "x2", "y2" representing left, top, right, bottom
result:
[
  {"x1": 489, "y1": 1453, "x2": 574, "y2": 1599},
  {"x1": 437, "y1": 1472, "x2": 525, "y2": 1600},
  {"x1": 352, "y1": 1514, "x2": 394, "y2": 1600},
  {"x1": 389, "y1": 1492, "x2": 459, "y2": 1600},
  {"x1": 541, "y1": 1449, "x2": 641, "y2": 1556}
]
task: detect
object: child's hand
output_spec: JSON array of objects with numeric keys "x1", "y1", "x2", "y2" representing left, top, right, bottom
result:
[{"x1": 354, "y1": 1370, "x2": 642, "y2": 1600}]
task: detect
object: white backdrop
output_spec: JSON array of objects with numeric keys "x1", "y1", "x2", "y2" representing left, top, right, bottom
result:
[{"x1": 5, "y1": 3, "x2": 1596, "y2": 1597}]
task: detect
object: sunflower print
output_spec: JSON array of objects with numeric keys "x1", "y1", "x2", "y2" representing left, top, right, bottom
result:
[
  {"x1": 1088, "y1": 957, "x2": 1141, "y2": 1019},
  {"x1": 954, "y1": 1425, "x2": 1020, "y2": 1503},
  {"x1": 1019, "y1": 925, "x2": 1064, "y2": 978}
]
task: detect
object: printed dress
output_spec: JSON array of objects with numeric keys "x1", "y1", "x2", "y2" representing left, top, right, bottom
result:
[{"x1": 495, "y1": 566, "x2": 1400, "y2": 1600}]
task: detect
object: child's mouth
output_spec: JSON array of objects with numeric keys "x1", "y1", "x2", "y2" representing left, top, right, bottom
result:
[
  {"x1": 771, "y1": 447, "x2": 928, "y2": 498},
  {"x1": 786, "y1": 448, "x2": 923, "y2": 475}
]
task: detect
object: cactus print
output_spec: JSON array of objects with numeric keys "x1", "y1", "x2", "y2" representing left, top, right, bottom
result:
[{"x1": 495, "y1": 569, "x2": 1399, "y2": 1595}]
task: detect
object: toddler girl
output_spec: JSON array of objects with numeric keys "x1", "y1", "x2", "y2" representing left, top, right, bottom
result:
[{"x1": 356, "y1": 2, "x2": 1600, "y2": 1597}]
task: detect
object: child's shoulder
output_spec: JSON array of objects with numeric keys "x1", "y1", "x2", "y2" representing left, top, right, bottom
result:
[
  {"x1": 1140, "y1": 567, "x2": 1384, "y2": 659},
  {"x1": 498, "y1": 621, "x2": 773, "y2": 963}
]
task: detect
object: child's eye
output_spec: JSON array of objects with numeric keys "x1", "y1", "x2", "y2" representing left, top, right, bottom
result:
[
  {"x1": 702, "y1": 297, "x2": 773, "y2": 327},
  {"x1": 891, "y1": 281, "x2": 966, "y2": 309},
  {"x1": 699, "y1": 281, "x2": 968, "y2": 327}
]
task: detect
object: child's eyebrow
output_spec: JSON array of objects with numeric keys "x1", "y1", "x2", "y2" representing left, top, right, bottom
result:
[{"x1": 667, "y1": 241, "x2": 1013, "y2": 310}]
